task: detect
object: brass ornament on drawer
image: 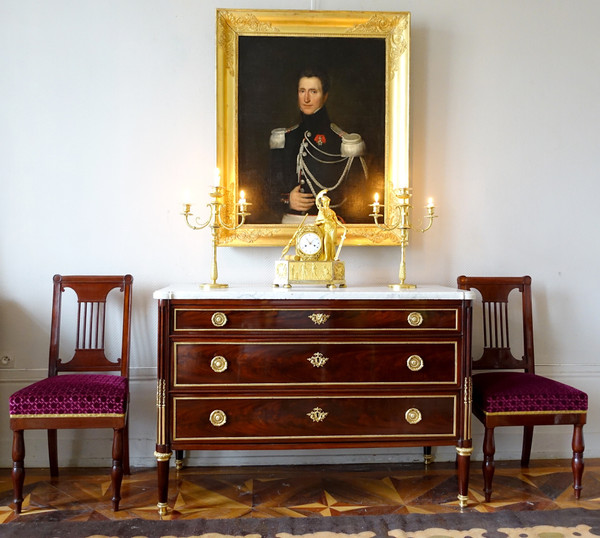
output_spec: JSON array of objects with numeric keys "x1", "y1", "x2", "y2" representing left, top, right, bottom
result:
[
  {"x1": 210, "y1": 355, "x2": 228, "y2": 373},
  {"x1": 307, "y1": 352, "x2": 329, "y2": 368},
  {"x1": 307, "y1": 407, "x2": 328, "y2": 422},
  {"x1": 405, "y1": 408, "x2": 422, "y2": 424},
  {"x1": 211, "y1": 312, "x2": 228, "y2": 327},
  {"x1": 406, "y1": 354, "x2": 424, "y2": 371},
  {"x1": 209, "y1": 409, "x2": 227, "y2": 427},
  {"x1": 308, "y1": 313, "x2": 330, "y2": 325},
  {"x1": 407, "y1": 312, "x2": 424, "y2": 327}
]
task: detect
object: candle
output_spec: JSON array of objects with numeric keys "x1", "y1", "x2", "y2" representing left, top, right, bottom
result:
[
  {"x1": 426, "y1": 197, "x2": 435, "y2": 208},
  {"x1": 213, "y1": 168, "x2": 221, "y2": 188},
  {"x1": 372, "y1": 192, "x2": 380, "y2": 213},
  {"x1": 238, "y1": 190, "x2": 246, "y2": 211},
  {"x1": 182, "y1": 189, "x2": 192, "y2": 213}
]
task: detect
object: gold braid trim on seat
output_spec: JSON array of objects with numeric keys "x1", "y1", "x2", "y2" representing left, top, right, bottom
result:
[{"x1": 484, "y1": 410, "x2": 586, "y2": 416}]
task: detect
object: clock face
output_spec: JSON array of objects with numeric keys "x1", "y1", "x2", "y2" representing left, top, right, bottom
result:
[{"x1": 297, "y1": 231, "x2": 322, "y2": 256}]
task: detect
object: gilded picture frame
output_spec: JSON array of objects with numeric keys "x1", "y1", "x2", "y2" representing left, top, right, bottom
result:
[{"x1": 216, "y1": 9, "x2": 410, "y2": 246}]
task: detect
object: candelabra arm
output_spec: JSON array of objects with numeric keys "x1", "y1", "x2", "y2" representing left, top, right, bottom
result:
[
  {"x1": 413, "y1": 210, "x2": 436, "y2": 233},
  {"x1": 183, "y1": 204, "x2": 212, "y2": 230},
  {"x1": 218, "y1": 212, "x2": 248, "y2": 230},
  {"x1": 370, "y1": 206, "x2": 404, "y2": 233},
  {"x1": 216, "y1": 199, "x2": 251, "y2": 231}
]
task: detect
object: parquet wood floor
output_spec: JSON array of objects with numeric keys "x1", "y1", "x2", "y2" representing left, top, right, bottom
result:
[{"x1": 1, "y1": 459, "x2": 600, "y2": 523}]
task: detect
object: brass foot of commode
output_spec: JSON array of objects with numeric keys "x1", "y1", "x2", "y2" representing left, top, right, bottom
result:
[{"x1": 157, "y1": 502, "x2": 168, "y2": 516}]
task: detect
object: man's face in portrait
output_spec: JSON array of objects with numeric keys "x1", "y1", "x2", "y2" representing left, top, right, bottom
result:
[{"x1": 298, "y1": 76, "x2": 328, "y2": 115}]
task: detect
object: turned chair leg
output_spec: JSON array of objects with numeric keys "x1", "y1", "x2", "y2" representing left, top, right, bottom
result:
[
  {"x1": 482, "y1": 426, "x2": 495, "y2": 502},
  {"x1": 48, "y1": 429, "x2": 59, "y2": 478},
  {"x1": 111, "y1": 428, "x2": 124, "y2": 511},
  {"x1": 572, "y1": 424, "x2": 585, "y2": 499},
  {"x1": 123, "y1": 421, "x2": 131, "y2": 476},
  {"x1": 521, "y1": 425, "x2": 534, "y2": 467},
  {"x1": 12, "y1": 430, "x2": 25, "y2": 514}
]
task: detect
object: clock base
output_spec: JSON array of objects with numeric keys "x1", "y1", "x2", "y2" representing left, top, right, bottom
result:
[{"x1": 273, "y1": 260, "x2": 346, "y2": 288}]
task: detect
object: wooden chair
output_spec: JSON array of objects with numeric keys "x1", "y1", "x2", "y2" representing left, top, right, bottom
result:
[
  {"x1": 457, "y1": 275, "x2": 587, "y2": 501},
  {"x1": 9, "y1": 274, "x2": 133, "y2": 513}
]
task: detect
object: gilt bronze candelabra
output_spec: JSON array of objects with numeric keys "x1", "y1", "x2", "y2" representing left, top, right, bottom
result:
[
  {"x1": 370, "y1": 187, "x2": 436, "y2": 289},
  {"x1": 182, "y1": 186, "x2": 249, "y2": 289}
]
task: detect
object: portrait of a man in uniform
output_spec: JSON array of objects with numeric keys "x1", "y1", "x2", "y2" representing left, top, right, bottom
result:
[
  {"x1": 266, "y1": 67, "x2": 369, "y2": 224},
  {"x1": 237, "y1": 35, "x2": 386, "y2": 224}
]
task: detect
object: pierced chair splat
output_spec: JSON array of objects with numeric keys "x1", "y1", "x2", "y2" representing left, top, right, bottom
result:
[{"x1": 9, "y1": 274, "x2": 133, "y2": 514}]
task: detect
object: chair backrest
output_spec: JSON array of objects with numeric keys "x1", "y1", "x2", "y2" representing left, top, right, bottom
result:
[
  {"x1": 49, "y1": 275, "x2": 133, "y2": 377},
  {"x1": 457, "y1": 275, "x2": 534, "y2": 373}
]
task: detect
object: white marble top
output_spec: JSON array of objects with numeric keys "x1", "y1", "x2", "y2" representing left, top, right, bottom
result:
[{"x1": 153, "y1": 284, "x2": 474, "y2": 301}]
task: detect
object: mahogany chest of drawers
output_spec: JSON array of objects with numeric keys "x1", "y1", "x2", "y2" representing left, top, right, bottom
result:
[{"x1": 153, "y1": 285, "x2": 473, "y2": 514}]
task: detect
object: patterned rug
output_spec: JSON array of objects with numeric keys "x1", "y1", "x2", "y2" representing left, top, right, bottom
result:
[{"x1": 1, "y1": 507, "x2": 600, "y2": 537}]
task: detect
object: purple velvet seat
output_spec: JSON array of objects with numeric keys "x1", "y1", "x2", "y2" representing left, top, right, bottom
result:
[
  {"x1": 10, "y1": 374, "x2": 128, "y2": 417},
  {"x1": 9, "y1": 275, "x2": 133, "y2": 515},
  {"x1": 473, "y1": 372, "x2": 588, "y2": 415},
  {"x1": 458, "y1": 276, "x2": 587, "y2": 503}
]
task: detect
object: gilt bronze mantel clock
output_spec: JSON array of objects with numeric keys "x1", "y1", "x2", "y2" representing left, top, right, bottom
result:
[{"x1": 273, "y1": 190, "x2": 347, "y2": 288}]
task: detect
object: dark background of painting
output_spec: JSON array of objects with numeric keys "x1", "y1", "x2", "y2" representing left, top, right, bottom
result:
[{"x1": 238, "y1": 35, "x2": 386, "y2": 223}]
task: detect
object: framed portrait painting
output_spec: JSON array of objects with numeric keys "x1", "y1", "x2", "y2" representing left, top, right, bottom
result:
[{"x1": 216, "y1": 9, "x2": 410, "y2": 246}]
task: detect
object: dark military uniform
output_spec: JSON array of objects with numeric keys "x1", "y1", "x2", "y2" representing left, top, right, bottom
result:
[{"x1": 266, "y1": 106, "x2": 367, "y2": 223}]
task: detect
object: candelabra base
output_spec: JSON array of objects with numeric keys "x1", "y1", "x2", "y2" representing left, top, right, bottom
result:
[
  {"x1": 200, "y1": 283, "x2": 229, "y2": 289},
  {"x1": 389, "y1": 283, "x2": 417, "y2": 290}
]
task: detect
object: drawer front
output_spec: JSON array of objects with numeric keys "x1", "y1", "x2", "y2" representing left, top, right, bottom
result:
[
  {"x1": 173, "y1": 341, "x2": 458, "y2": 386},
  {"x1": 173, "y1": 306, "x2": 459, "y2": 332},
  {"x1": 172, "y1": 395, "x2": 457, "y2": 441}
]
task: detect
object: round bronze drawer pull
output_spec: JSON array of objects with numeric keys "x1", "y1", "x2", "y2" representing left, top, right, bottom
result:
[
  {"x1": 407, "y1": 355, "x2": 424, "y2": 371},
  {"x1": 407, "y1": 312, "x2": 424, "y2": 327},
  {"x1": 211, "y1": 312, "x2": 228, "y2": 327},
  {"x1": 209, "y1": 409, "x2": 227, "y2": 427},
  {"x1": 307, "y1": 352, "x2": 329, "y2": 368},
  {"x1": 307, "y1": 407, "x2": 328, "y2": 423},
  {"x1": 210, "y1": 356, "x2": 228, "y2": 373},
  {"x1": 405, "y1": 408, "x2": 422, "y2": 425}
]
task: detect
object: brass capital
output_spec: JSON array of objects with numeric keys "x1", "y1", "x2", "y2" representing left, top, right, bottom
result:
[{"x1": 154, "y1": 450, "x2": 172, "y2": 462}]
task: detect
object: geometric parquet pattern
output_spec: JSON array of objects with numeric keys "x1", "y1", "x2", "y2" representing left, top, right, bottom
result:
[{"x1": 1, "y1": 459, "x2": 600, "y2": 524}]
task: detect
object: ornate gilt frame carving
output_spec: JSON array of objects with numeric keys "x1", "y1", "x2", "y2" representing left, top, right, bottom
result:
[{"x1": 216, "y1": 9, "x2": 410, "y2": 246}]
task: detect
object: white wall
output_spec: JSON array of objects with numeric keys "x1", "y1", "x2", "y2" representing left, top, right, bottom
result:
[{"x1": 1, "y1": 0, "x2": 599, "y2": 469}]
